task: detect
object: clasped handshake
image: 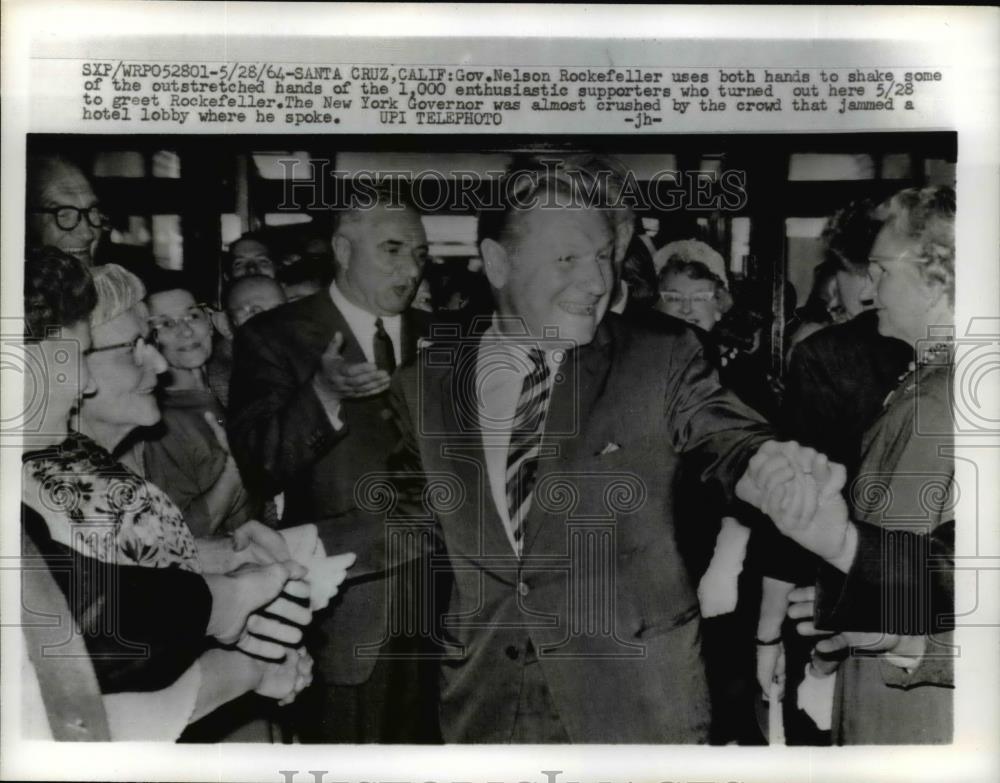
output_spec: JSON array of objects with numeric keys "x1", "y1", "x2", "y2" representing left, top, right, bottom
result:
[
  {"x1": 198, "y1": 521, "x2": 356, "y2": 705},
  {"x1": 736, "y1": 440, "x2": 854, "y2": 569}
]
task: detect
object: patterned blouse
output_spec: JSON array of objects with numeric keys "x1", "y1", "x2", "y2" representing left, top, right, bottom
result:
[{"x1": 22, "y1": 431, "x2": 201, "y2": 573}]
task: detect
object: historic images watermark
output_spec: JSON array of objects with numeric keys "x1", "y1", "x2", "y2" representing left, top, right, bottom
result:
[{"x1": 276, "y1": 158, "x2": 749, "y2": 214}]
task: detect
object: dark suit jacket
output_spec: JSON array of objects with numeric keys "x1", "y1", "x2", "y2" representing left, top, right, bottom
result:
[
  {"x1": 227, "y1": 290, "x2": 428, "y2": 684},
  {"x1": 782, "y1": 310, "x2": 913, "y2": 476},
  {"x1": 391, "y1": 313, "x2": 772, "y2": 742},
  {"x1": 23, "y1": 504, "x2": 211, "y2": 695},
  {"x1": 770, "y1": 310, "x2": 915, "y2": 585}
]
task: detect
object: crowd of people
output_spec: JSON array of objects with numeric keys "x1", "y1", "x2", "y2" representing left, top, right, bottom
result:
[{"x1": 19, "y1": 152, "x2": 955, "y2": 745}]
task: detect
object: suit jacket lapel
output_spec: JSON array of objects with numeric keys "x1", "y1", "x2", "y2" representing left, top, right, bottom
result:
[
  {"x1": 436, "y1": 339, "x2": 511, "y2": 558},
  {"x1": 523, "y1": 321, "x2": 615, "y2": 556},
  {"x1": 296, "y1": 291, "x2": 367, "y2": 365}
]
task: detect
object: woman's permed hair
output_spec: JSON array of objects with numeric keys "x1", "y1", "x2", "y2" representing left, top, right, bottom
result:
[
  {"x1": 875, "y1": 185, "x2": 956, "y2": 301},
  {"x1": 89, "y1": 263, "x2": 147, "y2": 329},
  {"x1": 24, "y1": 246, "x2": 97, "y2": 341}
]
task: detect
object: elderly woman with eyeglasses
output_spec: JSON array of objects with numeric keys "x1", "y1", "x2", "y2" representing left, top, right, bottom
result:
[
  {"x1": 20, "y1": 251, "x2": 352, "y2": 740},
  {"x1": 25, "y1": 260, "x2": 349, "y2": 620},
  {"x1": 741, "y1": 186, "x2": 957, "y2": 744},
  {"x1": 128, "y1": 269, "x2": 255, "y2": 536}
]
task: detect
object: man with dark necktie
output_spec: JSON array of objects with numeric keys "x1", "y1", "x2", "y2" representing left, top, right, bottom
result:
[{"x1": 227, "y1": 191, "x2": 438, "y2": 742}]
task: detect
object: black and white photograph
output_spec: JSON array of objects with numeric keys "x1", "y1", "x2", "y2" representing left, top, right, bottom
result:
[{"x1": 2, "y1": 4, "x2": 997, "y2": 783}]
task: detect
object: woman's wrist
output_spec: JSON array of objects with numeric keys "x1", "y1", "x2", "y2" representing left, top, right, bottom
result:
[
  {"x1": 203, "y1": 573, "x2": 241, "y2": 642},
  {"x1": 827, "y1": 522, "x2": 859, "y2": 573},
  {"x1": 190, "y1": 648, "x2": 264, "y2": 722}
]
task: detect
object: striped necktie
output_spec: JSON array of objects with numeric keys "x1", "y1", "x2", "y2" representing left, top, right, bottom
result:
[{"x1": 505, "y1": 347, "x2": 551, "y2": 556}]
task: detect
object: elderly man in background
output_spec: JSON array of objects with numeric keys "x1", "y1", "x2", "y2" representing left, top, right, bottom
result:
[
  {"x1": 26, "y1": 154, "x2": 105, "y2": 267},
  {"x1": 227, "y1": 190, "x2": 438, "y2": 743}
]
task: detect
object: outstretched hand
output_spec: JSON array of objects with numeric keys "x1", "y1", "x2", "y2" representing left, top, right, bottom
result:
[
  {"x1": 316, "y1": 331, "x2": 391, "y2": 400},
  {"x1": 737, "y1": 441, "x2": 852, "y2": 562}
]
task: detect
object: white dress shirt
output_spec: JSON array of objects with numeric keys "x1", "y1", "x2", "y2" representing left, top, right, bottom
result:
[
  {"x1": 313, "y1": 281, "x2": 404, "y2": 430},
  {"x1": 476, "y1": 318, "x2": 563, "y2": 554},
  {"x1": 328, "y1": 280, "x2": 403, "y2": 366}
]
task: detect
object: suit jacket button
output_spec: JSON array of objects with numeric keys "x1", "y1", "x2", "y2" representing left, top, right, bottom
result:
[
  {"x1": 505, "y1": 644, "x2": 520, "y2": 660},
  {"x1": 517, "y1": 581, "x2": 530, "y2": 597}
]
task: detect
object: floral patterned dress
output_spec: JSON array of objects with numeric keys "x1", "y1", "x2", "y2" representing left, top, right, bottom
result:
[{"x1": 22, "y1": 432, "x2": 200, "y2": 572}]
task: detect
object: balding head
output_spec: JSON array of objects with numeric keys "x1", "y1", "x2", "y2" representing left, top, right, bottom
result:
[
  {"x1": 226, "y1": 274, "x2": 287, "y2": 328},
  {"x1": 331, "y1": 199, "x2": 428, "y2": 317}
]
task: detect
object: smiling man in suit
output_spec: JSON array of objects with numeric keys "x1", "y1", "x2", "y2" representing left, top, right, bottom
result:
[
  {"x1": 227, "y1": 191, "x2": 438, "y2": 742},
  {"x1": 390, "y1": 162, "x2": 774, "y2": 743}
]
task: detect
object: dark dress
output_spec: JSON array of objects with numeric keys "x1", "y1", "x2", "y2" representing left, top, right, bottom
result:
[
  {"x1": 818, "y1": 361, "x2": 955, "y2": 744},
  {"x1": 22, "y1": 503, "x2": 210, "y2": 694}
]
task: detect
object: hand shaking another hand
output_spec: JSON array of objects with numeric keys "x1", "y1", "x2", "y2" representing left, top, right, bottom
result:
[{"x1": 737, "y1": 440, "x2": 853, "y2": 563}]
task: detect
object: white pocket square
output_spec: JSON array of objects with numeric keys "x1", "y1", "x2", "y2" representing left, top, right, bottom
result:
[{"x1": 598, "y1": 442, "x2": 621, "y2": 455}]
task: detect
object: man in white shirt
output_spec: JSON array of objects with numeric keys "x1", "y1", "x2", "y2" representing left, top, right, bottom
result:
[{"x1": 227, "y1": 194, "x2": 439, "y2": 742}]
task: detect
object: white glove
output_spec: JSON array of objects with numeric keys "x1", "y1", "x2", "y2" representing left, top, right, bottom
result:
[
  {"x1": 697, "y1": 517, "x2": 750, "y2": 618},
  {"x1": 277, "y1": 525, "x2": 356, "y2": 610},
  {"x1": 797, "y1": 661, "x2": 836, "y2": 731}
]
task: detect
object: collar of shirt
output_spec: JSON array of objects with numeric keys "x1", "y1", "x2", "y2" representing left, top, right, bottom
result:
[
  {"x1": 476, "y1": 314, "x2": 564, "y2": 548},
  {"x1": 328, "y1": 280, "x2": 402, "y2": 365},
  {"x1": 477, "y1": 314, "x2": 565, "y2": 414}
]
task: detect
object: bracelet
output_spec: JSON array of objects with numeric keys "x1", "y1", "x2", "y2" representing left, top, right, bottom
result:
[{"x1": 755, "y1": 635, "x2": 782, "y2": 646}]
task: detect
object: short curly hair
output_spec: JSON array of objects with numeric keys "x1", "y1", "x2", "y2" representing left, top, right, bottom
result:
[
  {"x1": 874, "y1": 185, "x2": 955, "y2": 302},
  {"x1": 23, "y1": 246, "x2": 97, "y2": 341}
]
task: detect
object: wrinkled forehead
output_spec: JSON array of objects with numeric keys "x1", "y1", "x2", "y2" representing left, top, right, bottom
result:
[
  {"x1": 36, "y1": 164, "x2": 98, "y2": 206},
  {"x1": 232, "y1": 239, "x2": 272, "y2": 259},
  {"x1": 869, "y1": 222, "x2": 921, "y2": 261},
  {"x1": 92, "y1": 304, "x2": 145, "y2": 346},
  {"x1": 508, "y1": 204, "x2": 615, "y2": 251},
  {"x1": 356, "y1": 203, "x2": 427, "y2": 243}
]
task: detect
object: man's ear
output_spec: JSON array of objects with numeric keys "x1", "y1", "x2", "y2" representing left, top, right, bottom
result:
[
  {"x1": 480, "y1": 238, "x2": 510, "y2": 289},
  {"x1": 331, "y1": 234, "x2": 352, "y2": 272},
  {"x1": 210, "y1": 308, "x2": 234, "y2": 340}
]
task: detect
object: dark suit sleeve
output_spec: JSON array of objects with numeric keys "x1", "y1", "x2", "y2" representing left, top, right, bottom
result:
[
  {"x1": 227, "y1": 319, "x2": 349, "y2": 496},
  {"x1": 815, "y1": 519, "x2": 955, "y2": 637},
  {"x1": 664, "y1": 333, "x2": 773, "y2": 509},
  {"x1": 23, "y1": 507, "x2": 211, "y2": 695}
]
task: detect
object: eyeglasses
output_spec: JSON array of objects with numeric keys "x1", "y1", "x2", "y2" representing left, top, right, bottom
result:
[
  {"x1": 148, "y1": 305, "x2": 210, "y2": 335},
  {"x1": 84, "y1": 335, "x2": 148, "y2": 366},
  {"x1": 30, "y1": 205, "x2": 107, "y2": 232},
  {"x1": 659, "y1": 291, "x2": 716, "y2": 307}
]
